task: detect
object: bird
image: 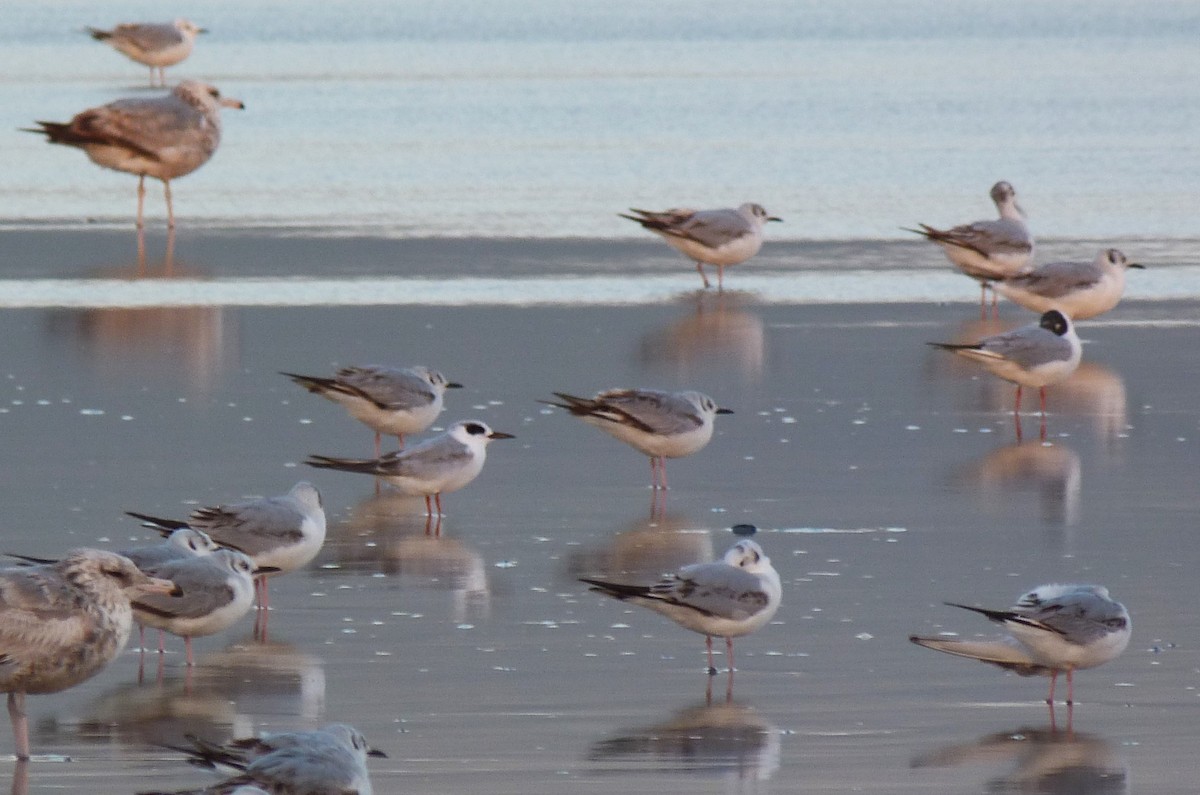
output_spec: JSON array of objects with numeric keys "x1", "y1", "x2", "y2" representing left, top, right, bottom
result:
[
  {"x1": 125, "y1": 482, "x2": 326, "y2": 610},
  {"x1": 140, "y1": 723, "x2": 386, "y2": 795},
  {"x1": 541, "y1": 388, "x2": 732, "y2": 490},
  {"x1": 306, "y1": 420, "x2": 514, "y2": 517},
  {"x1": 132, "y1": 549, "x2": 266, "y2": 666},
  {"x1": 909, "y1": 584, "x2": 1131, "y2": 705},
  {"x1": 620, "y1": 203, "x2": 782, "y2": 290},
  {"x1": 993, "y1": 248, "x2": 1144, "y2": 320},
  {"x1": 907, "y1": 181, "x2": 1034, "y2": 315},
  {"x1": 121, "y1": 527, "x2": 220, "y2": 571},
  {"x1": 579, "y1": 538, "x2": 781, "y2": 674},
  {"x1": 928, "y1": 309, "x2": 1081, "y2": 433},
  {"x1": 87, "y1": 19, "x2": 206, "y2": 86},
  {"x1": 24, "y1": 80, "x2": 244, "y2": 230},
  {"x1": 282, "y1": 365, "x2": 463, "y2": 456},
  {"x1": 0, "y1": 549, "x2": 177, "y2": 759}
]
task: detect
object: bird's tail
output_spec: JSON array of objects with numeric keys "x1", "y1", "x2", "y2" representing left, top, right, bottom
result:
[
  {"x1": 579, "y1": 577, "x2": 653, "y2": 601},
  {"x1": 305, "y1": 454, "x2": 384, "y2": 475},
  {"x1": 909, "y1": 634, "x2": 1046, "y2": 675},
  {"x1": 125, "y1": 511, "x2": 190, "y2": 537}
]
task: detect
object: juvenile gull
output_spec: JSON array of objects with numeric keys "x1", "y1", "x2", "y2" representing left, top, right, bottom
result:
[
  {"x1": 306, "y1": 420, "x2": 514, "y2": 517},
  {"x1": 928, "y1": 309, "x2": 1081, "y2": 432},
  {"x1": 910, "y1": 584, "x2": 1131, "y2": 704},
  {"x1": 141, "y1": 722, "x2": 386, "y2": 795},
  {"x1": 541, "y1": 388, "x2": 732, "y2": 490},
  {"x1": 126, "y1": 482, "x2": 326, "y2": 609},
  {"x1": 24, "y1": 80, "x2": 244, "y2": 230},
  {"x1": 907, "y1": 181, "x2": 1034, "y2": 314},
  {"x1": 87, "y1": 19, "x2": 206, "y2": 86},
  {"x1": 621, "y1": 203, "x2": 782, "y2": 290},
  {"x1": 133, "y1": 549, "x2": 265, "y2": 666},
  {"x1": 994, "y1": 249, "x2": 1144, "y2": 320},
  {"x1": 0, "y1": 549, "x2": 176, "y2": 759},
  {"x1": 580, "y1": 539, "x2": 781, "y2": 674},
  {"x1": 282, "y1": 365, "x2": 463, "y2": 455}
]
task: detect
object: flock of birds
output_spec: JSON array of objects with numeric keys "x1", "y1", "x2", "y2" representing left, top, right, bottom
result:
[{"x1": 3, "y1": 17, "x2": 1146, "y2": 795}]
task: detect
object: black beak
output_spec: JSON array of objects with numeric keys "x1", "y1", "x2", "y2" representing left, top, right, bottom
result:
[
  {"x1": 716, "y1": 407, "x2": 734, "y2": 415},
  {"x1": 446, "y1": 382, "x2": 464, "y2": 389}
]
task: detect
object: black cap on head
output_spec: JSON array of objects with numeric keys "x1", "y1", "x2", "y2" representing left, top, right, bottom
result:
[
  {"x1": 1039, "y1": 310, "x2": 1070, "y2": 336},
  {"x1": 731, "y1": 524, "x2": 758, "y2": 537}
]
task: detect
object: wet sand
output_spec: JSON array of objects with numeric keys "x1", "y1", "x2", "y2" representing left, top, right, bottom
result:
[{"x1": 1, "y1": 230, "x2": 1199, "y2": 793}]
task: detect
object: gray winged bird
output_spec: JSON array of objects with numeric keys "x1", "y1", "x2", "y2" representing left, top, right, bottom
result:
[
  {"x1": 283, "y1": 365, "x2": 462, "y2": 455},
  {"x1": 908, "y1": 181, "x2": 1034, "y2": 314},
  {"x1": 580, "y1": 539, "x2": 781, "y2": 674},
  {"x1": 88, "y1": 19, "x2": 206, "y2": 86},
  {"x1": 621, "y1": 203, "x2": 781, "y2": 290},
  {"x1": 25, "y1": 80, "x2": 244, "y2": 230},
  {"x1": 910, "y1": 583, "x2": 1131, "y2": 704},
  {"x1": 994, "y1": 248, "x2": 1143, "y2": 320}
]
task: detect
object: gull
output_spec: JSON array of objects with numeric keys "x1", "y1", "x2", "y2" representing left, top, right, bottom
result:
[
  {"x1": 579, "y1": 539, "x2": 781, "y2": 674},
  {"x1": 0, "y1": 549, "x2": 176, "y2": 759},
  {"x1": 126, "y1": 482, "x2": 326, "y2": 610},
  {"x1": 87, "y1": 19, "x2": 206, "y2": 86},
  {"x1": 541, "y1": 388, "x2": 732, "y2": 489},
  {"x1": 122, "y1": 527, "x2": 220, "y2": 571},
  {"x1": 24, "y1": 80, "x2": 244, "y2": 230},
  {"x1": 282, "y1": 365, "x2": 463, "y2": 455},
  {"x1": 994, "y1": 249, "x2": 1144, "y2": 320},
  {"x1": 306, "y1": 420, "x2": 514, "y2": 517},
  {"x1": 132, "y1": 549, "x2": 268, "y2": 666},
  {"x1": 140, "y1": 723, "x2": 386, "y2": 795},
  {"x1": 907, "y1": 181, "x2": 1034, "y2": 314},
  {"x1": 621, "y1": 203, "x2": 782, "y2": 290},
  {"x1": 928, "y1": 309, "x2": 1081, "y2": 435},
  {"x1": 910, "y1": 584, "x2": 1131, "y2": 704}
]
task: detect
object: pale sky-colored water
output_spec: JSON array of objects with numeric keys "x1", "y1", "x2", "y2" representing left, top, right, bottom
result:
[{"x1": 2, "y1": 0, "x2": 1199, "y2": 237}]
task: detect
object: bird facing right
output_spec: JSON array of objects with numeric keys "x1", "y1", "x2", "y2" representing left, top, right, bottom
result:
[
  {"x1": 580, "y1": 538, "x2": 781, "y2": 674},
  {"x1": 87, "y1": 19, "x2": 206, "y2": 86},
  {"x1": 621, "y1": 203, "x2": 781, "y2": 290},
  {"x1": 24, "y1": 80, "x2": 244, "y2": 230},
  {"x1": 541, "y1": 388, "x2": 732, "y2": 490},
  {"x1": 0, "y1": 549, "x2": 177, "y2": 759},
  {"x1": 993, "y1": 248, "x2": 1144, "y2": 320},
  {"x1": 910, "y1": 584, "x2": 1131, "y2": 704}
]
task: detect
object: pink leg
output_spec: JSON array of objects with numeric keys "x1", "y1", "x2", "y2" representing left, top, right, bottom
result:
[
  {"x1": 395, "y1": 433, "x2": 405, "y2": 451},
  {"x1": 717, "y1": 265, "x2": 725, "y2": 292},
  {"x1": 1046, "y1": 670, "x2": 1058, "y2": 704},
  {"x1": 1013, "y1": 385, "x2": 1024, "y2": 442},
  {"x1": 434, "y1": 493, "x2": 443, "y2": 516},
  {"x1": 696, "y1": 261, "x2": 711, "y2": 289},
  {"x1": 659, "y1": 458, "x2": 669, "y2": 490},
  {"x1": 164, "y1": 181, "x2": 175, "y2": 229},
  {"x1": 705, "y1": 635, "x2": 716, "y2": 674},
  {"x1": 1066, "y1": 669, "x2": 1075, "y2": 705},
  {"x1": 157, "y1": 628, "x2": 165, "y2": 654},
  {"x1": 374, "y1": 432, "x2": 382, "y2": 458},
  {"x1": 424, "y1": 494, "x2": 433, "y2": 516},
  {"x1": 185, "y1": 637, "x2": 194, "y2": 667},
  {"x1": 136, "y1": 175, "x2": 146, "y2": 230},
  {"x1": 979, "y1": 283, "x2": 988, "y2": 320},
  {"x1": 725, "y1": 636, "x2": 734, "y2": 672},
  {"x1": 8, "y1": 692, "x2": 29, "y2": 761}
]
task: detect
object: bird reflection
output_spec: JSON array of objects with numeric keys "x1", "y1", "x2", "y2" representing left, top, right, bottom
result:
[
  {"x1": 957, "y1": 441, "x2": 1082, "y2": 527},
  {"x1": 564, "y1": 511, "x2": 714, "y2": 584},
  {"x1": 588, "y1": 698, "x2": 780, "y2": 786},
  {"x1": 639, "y1": 293, "x2": 765, "y2": 380},
  {"x1": 1046, "y1": 362, "x2": 1128, "y2": 443},
  {"x1": 911, "y1": 717, "x2": 1127, "y2": 794},
  {"x1": 41, "y1": 239, "x2": 234, "y2": 392},
  {"x1": 322, "y1": 489, "x2": 490, "y2": 622}
]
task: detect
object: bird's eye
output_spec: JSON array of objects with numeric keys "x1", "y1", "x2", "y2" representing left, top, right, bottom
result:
[{"x1": 464, "y1": 423, "x2": 486, "y2": 435}]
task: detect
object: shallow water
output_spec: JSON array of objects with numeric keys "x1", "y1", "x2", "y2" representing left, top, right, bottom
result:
[{"x1": 2, "y1": 246, "x2": 1199, "y2": 792}]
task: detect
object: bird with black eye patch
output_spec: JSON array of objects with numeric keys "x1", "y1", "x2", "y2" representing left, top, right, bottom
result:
[
  {"x1": 580, "y1": 538, "x2": 781, "y2": 675},
  {"x1": 306, "y1": 420, "x2": 515, "y2": 517},
  {"x1": 540, "y1": 388, "x2": 732, "y2": 490},
  {"x1": 621, "y1": 203, "x2": 781, "y2": 290},
  {"x1": 910, "y1": 584, "x2": 1131, "y2": 705},
  {"x1": 282, "y1": 365, "x2": 463, "y2": 456},
  {"x1": 907, "y1": 181, "x2": 1034, "y2": 316},
  {"x1": 928, "y1": 309, "x2": 1081, "y2": 439}
]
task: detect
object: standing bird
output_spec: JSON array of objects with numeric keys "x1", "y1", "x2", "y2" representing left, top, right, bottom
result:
[
  {"x1": 908, "y1": 181, "x2": 1034, "y2": 315},
  {"x1": 87, "y1": 19, "x2": 206, "y2": 86},
  {"x1": 141, "y1": 723, "x2": 386, "y2": 795},
  {"x1": 306, "y1": 421, "x2": 514, "y2": 517},
  {"x1": 910, "y1": 584, "x2": 1131, "y2": 705},
  {"x1": 541, "y1": 388, "x2": 732, "y2": 490},
  {"x1": 282, "y1": 365, "x2": 462, "y2": 456},
  {"x1": 994, "y1": 249, "x2": 1144, "y2": 320},
  {"x1": 132, "y1": 549, "x2": 266, "y2": 666},
  {"x1": 580, "y1": 539, "x2": 781, "y2": 674},
  {"x1": 24, "y1": 80, "x2": 244, "y2": 230},
  {"x1": 621, "y1": 203, "x2": 782, "y2": 290},
  {"x1": 0, "y1": 549, "x2": 177, "y2": 759},
  {"x1": 928, "y1": 310, "x2": 1081, "y2": 438},
  {"x1": 126, "y1": 482, "x2": 326, "y2": 610}
]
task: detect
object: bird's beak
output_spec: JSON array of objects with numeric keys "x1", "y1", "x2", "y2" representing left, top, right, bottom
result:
[
  {"x1": 446, "y1": 382, "x2": 464, "y2": 389},
  {"x1": 716, "y1": 407, "x2": 734, "y2": 415},
  {"x1": 368, "y1": 748, "x2": 389, "y2": 758},
  {"x1": 766, "y1": 216, "x2": 782, "y2": 223},
  {"x1": 221, "y1": 98, "x2": 246, "y2": 110},
  {"x1": 488, "y1": 431, "x2": 516, "y2": 440},
  {"x1": 254, "y1": 566, "x2": 282, "y2": 576},
  {"x1": 139, "y1": 576, "x2": 181, "y2": 597},
  {"x1": 197, "y1": 28, "x2": 209, "y2": 34},
  {"x1": 1128, "y1": 263, "x2": 1145, "y2": 269}
]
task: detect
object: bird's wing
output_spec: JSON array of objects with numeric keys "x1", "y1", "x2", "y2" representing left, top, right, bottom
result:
[
  {"x1": 336, "y1": 366, "x2": 435, "y2": 410},
  {"x1": 649, "y1": 563, "x2": 773, "y2": 621},
  {"x1": 1004, "y1": 261, "x2": 1101, "y2": 298},
  {"x1": 591, "y1": 389, "x2": 704, "y2": 436},
  {"x1": 189, "y1": 499, "x2": 303, "y2": 555},
  {"x1": 111, "y1": 22, "x2": 184, "y2": 50}
]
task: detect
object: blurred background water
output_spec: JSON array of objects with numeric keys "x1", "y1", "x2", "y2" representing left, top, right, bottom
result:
[{"x1": 2, "y1": 0, "x2": 1198, "y2": 238}]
